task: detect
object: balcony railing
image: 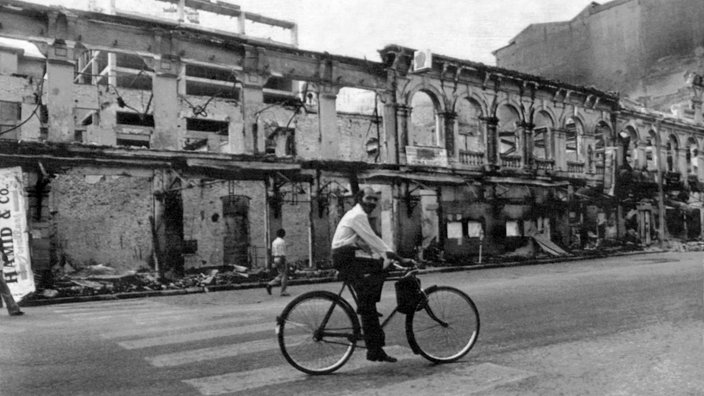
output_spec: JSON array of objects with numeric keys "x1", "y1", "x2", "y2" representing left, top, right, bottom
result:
[
  {"x1": 458, "y1": 150, "x2": 484, "y2": 167},
  {"x1": 534, "y1": 158, "x2": 554, "y2": 171},
  {"x1": 567, "y1": 161, "x2": 585, "y2": 173},
  {"x1": 500, "y1": 155, "x2": 521, "y2": 168}
]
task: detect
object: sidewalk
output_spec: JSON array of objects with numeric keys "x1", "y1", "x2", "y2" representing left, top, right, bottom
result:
[{"x1": 20, "y1": 247, "x2": 663, "y2": 307}]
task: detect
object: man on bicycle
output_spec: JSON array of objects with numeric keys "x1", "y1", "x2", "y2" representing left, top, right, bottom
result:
[{"x1": 331, "y1": 187, "x2": 412, "y2": 363}]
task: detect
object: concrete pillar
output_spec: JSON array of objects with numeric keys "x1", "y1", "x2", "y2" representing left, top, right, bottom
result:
[
  {"x1": 318, "y1": 84, "x2": 341, "y2": 160},
  {"x1": 46, "y1": 43, "x2": 76, "y2": 143},
  {"x1": 239, "y1": 73, "x2": 266, "y2": 155},
  {"x1": 151, "y1": 55, "x2": 182, "y2": 150}
]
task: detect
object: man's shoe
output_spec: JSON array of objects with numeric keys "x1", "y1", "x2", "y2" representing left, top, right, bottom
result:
[
  {"x1": 9, "y1": 311, "x2": 24, "y2": 316},
  {"x1": 265, "y1": 284, "x2": 272, "y2": 295},
  {"x1": 280, "y1": 292, "x2": 290, "y2": 297},
  {"x1": 366, "y1": 349, "x2": 397, "y2": 363}
]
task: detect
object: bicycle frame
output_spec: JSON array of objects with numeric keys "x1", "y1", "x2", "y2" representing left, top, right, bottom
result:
[{"x1": 316, "y1": 275, "x2": 448, "y2": 346}]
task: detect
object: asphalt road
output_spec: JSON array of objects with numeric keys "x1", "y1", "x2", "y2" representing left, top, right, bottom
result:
[{"x1": 0, "y1": 251, "x2": 701, "y2": 395}]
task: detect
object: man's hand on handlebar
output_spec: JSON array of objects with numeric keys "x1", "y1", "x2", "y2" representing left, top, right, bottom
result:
[{"x1": 386, "y1": 258, "x2": 418, "y2": 271}]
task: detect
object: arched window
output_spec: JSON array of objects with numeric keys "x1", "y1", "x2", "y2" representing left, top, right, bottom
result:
[
  {"x1": 686, "y1": 137, "x2": 698, "y2": 175},
  {"x1": 533, "y1": 111, "x2": 553, "y2": 161},
  {"x1": 618, "y1": 127, "x2": 638, "y2": 168},
  {"x1": 565, "y1": 117, "x2": 584, "y2": 163},
  {"x1": 497, "y1": 104, "x2": 520, "y2": 157},
  {"x1": 667, "y1": 135, "x2": 678, "y2": 172},
  {"x1": 409, "y1": 91, "x2": 438, "y2": 147},
  {"x1": 594, "y1": 122, "x2": 610, "y2": 174},
  {"x1": 456, "y1": 98, "x2": 484, "y2": 151}
]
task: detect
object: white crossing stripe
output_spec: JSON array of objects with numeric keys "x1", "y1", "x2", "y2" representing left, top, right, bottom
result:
[
  {"x1": 118, "y1": 322, "x2": 274, "y2": 349},
  {"x1": 52, "y1": 300, "x2": 165, "y2": 313},
  {"x1": 183, "y1": 345, "x2": 415, "y2": 396},
  {"x1": 146, "y1": 336, "x2": 300, "y2": 367},
  {"x1": 340, "y1": 362, "x2": 536, "y2": 396},
  {"x1": 100, "y1": 315, "x2": 266, "y2": 339}
]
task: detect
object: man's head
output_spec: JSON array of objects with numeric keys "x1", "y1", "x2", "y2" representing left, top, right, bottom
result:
[
  {"x1": 276, "y1": 228, "x2": 286, "y2": 238},
  {"x1": 356, "y1": 187, "x2": 379, "y2": 214}
]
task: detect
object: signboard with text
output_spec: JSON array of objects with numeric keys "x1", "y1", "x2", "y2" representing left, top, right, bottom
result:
[
  {"x1": 0, "y1": 167, "x2": 35, "y2": 300},
  {"x1": 405, "y1": 146, "x2": 448, "y2": 167}
]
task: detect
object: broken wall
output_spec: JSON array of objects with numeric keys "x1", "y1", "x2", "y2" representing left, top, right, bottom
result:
[
  {"x1": 181, "y1": 179, "x2": 267, "y2": 269},
  {"x1": 52, "y1": 170, "x2": 154, "y2": 272}
]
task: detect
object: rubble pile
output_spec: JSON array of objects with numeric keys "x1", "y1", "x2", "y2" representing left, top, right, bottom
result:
[{"x1": 28, "y1": 264, "x2": 338, "y2": 301}]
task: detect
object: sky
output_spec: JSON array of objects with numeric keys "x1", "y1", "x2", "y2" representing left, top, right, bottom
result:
[{"x1": 35, "y1": 0, "x2": 599, "y2": 65}]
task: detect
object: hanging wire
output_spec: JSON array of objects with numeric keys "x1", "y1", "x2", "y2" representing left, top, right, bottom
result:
[{"x1": 0, "y1": 72, "x2": 45, "y2": 137}]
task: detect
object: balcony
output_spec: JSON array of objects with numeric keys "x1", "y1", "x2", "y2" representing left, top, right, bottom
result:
[
  {"x1": 567, "y1": 161, "x2": 585, "y2": 173},
  {"x1": 500, "y1": 155, "x2": 521, "y2": 169},
  {"x1": 534, "y1": 158, "x2": 554, "y2": 171},
  {"x1": 458, "y1": 150, "x2": 484, "y2": 167}
]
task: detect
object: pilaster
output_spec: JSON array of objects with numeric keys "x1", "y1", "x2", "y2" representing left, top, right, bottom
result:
[
  {"x1": 318, "y1": 84, "x2": 341, "y2": 160},
  {"x1": 151, "y1": 55, "x2": 182, "y2": 150},
  {"x1": 396, "y1": 104, "x2": 411, "y2": 164},
  {"x1": 239, "y1": 73, "x2": 266, "y2": 155},
  {"x1": 46, "y1": 41, "x2": 75, "y2": 143}
]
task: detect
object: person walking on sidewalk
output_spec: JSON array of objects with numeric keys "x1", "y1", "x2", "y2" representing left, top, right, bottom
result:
[
  {"x1": 0, "y1": 250, "x2": 24, "y2": 316},
  {"x1": 266, "y1": 229, "x2": 290, "y2": 297}
]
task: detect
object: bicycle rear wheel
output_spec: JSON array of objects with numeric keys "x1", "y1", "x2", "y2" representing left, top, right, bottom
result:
[
  {"x1": 406, "y1": 286, "x2": 479, "y2": 363},
  {"x1": 277, "y1": 291, "x2": 360, "y2": 375}
]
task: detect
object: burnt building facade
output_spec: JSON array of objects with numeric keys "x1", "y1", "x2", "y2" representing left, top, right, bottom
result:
[{"x1": 0, "y1": 1, "x2": 701, "y2": 281}]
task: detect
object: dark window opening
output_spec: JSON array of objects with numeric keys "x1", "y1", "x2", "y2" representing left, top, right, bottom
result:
[
  {"x1": 117, "y1": 112, "x2": 154, "y2": 127},
  {"x1": 186, "y1": 118, "x2": 229, "y2": 134}
]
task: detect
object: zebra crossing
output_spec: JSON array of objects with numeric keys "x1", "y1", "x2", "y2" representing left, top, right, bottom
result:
[{"x1": 52, "y1": 298, "x2": 535, "y2": 395}]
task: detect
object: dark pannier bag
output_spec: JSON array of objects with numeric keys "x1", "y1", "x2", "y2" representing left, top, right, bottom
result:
[{"x1": 395, "y1": 276, "x2": 423, "y2": 315}]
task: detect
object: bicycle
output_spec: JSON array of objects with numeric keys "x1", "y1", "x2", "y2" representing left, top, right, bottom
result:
[{"x1": 275, "y1": 265, "x2": 480, "y2": 375}]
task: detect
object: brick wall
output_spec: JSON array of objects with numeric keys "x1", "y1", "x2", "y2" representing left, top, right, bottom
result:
[{"x1": 52, "y1": 171, "x2": 153, "y2": 272}]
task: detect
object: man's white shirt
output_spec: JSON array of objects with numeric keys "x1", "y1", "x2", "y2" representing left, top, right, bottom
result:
[{"x1": 332, "y1": 203, "x2": 391, "y2": 258}]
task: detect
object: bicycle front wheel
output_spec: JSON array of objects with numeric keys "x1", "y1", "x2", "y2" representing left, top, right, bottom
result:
[
  {"x1": 406, "y1": 286, "x2": 479, "y2": 363},
  {"x1": 277, "y1": 291, "x2": 360, "y2": 375}
]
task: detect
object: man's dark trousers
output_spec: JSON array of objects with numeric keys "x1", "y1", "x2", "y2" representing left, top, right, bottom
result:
[{"x1": 332, "y1": 248, "x2": 386, "y2": 351}]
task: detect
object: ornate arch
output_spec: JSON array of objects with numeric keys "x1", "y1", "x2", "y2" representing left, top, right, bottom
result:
[{"x1": 403, "y1": 80, "x2": 446, "y2": 113}]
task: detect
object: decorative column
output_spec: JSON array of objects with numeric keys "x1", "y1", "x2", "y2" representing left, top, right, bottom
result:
[
  {"x1": 441, "y1": 111, "x2": 457, "y2": 162},
  {"x1": 318, "y1": 84, "x2": 341, "y2": 160},
  {"x1": 677, "y1": 147, "x2": 688, "y2": 182},
  {"x1": 520, "y1": 121, "x2": 535, "y2": 170},
  {"x1": 151, "y1": 55, "x2": 182, "y2": 150},
  {"x1": 481, "y1": 115, "x2": 499, "y2": 171},
  {"x1": 396, "y1": 104, "x2": 411, "y2": 164},
  {"x1": 636, "y1": 141, "x2": 648, "y2": 170},
  {"x1": 692, "y1": 96, "x2": 702, "y2": 125},
  {"x1": 553, "y1": 128, "x2": 566, "y2": 171},
  {"x1": 46, "y1": 41, "x2": 76, "y2": 143},
  {"x1": 380, "y1": 91, "x2": 398, "y2": 164}
]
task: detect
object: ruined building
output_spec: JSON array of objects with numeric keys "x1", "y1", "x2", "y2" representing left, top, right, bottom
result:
[
  {"x1": 0, "y1": 0, "x2": 702, "y2": 284},
  {"x1": 494, "y1": 0, "x2": 704, "y2": 246}
]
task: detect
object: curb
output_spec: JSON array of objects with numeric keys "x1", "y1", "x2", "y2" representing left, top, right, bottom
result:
[{"x1": 21, "y1": 249, "x2": 662, "y2": 307}]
